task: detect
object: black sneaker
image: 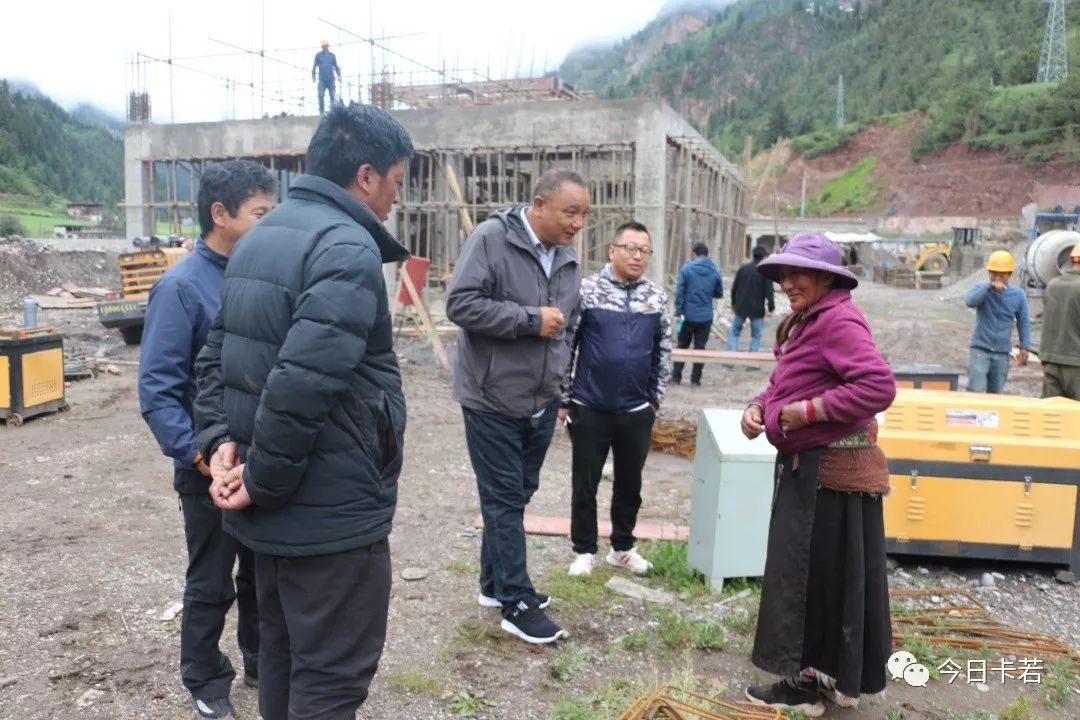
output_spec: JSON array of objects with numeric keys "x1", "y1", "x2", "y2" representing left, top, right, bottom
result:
[
  {"x1": 479, "y1": 591, "x2": 550, "y2": 609},
  {"x1": 745, "y1": 677, "x2": 824, "y2": 717},
  {"x1": 193, "y1": 697, "x2": 236, "y2": 719},
  {"x1": 500, "y1": 599, "x2": 568, "y2": 644}
]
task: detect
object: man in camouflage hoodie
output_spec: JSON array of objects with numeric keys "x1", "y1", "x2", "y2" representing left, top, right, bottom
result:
[{"x1": 559, "y1": 221, "x2": 673, "y2": 577}]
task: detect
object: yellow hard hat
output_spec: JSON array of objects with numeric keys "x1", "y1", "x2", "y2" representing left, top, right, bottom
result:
[
  {"x1": 1072, "y1": 243, "x2": 1080, "y2": 261},
  {"x1": 320, "y1": 39, "x2": 329, "y2": 47},
  {"x1": 987, "y1": 250, "x2": 1015, "y2": 273}
]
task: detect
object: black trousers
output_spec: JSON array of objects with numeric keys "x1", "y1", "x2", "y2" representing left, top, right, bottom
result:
[
  {"x1": 256, "y1": 539, "x2": 392, "y2": 720},
  {"x1": 569, "y1": 404, "x2": 656, "y2": 555},
  {"x1": 671, "y1": 320, "x2": 712, "y2": 384},
  {"x1": 179, "y1": 492, "x2": 259, "y2": 701},
  {"x1": 462, "y1": 403, "x2": 557, "y2": 609}
]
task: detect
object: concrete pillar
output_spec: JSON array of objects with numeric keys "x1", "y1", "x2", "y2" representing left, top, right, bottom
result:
[
  {"x1": 633, "y1": 111, "x2": 667, "y2": 287},
  {"x1": 123, "y1": 127, "x2": 154, "y2": 237},
  {"x1": 124, "y1": 158, "x2": 153, "y2": 237}
]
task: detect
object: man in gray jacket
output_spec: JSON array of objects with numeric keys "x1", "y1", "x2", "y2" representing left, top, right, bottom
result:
[{"x1": 446, "y1": 168, "x2": 588, "y2": 644}]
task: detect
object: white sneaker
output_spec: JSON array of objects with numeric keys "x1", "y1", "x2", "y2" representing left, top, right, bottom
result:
[
  {"x1": 606, "y1": 547, "x2": 652, "y2": 574},
  {"x1": 568, "y1": 553, "x2": 595, "y2": 576}
]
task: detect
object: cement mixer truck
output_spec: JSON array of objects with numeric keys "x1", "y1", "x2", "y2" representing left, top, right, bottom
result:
[{"x1": 1022, "y1": 208, "x2": 1080, "y2": 298}]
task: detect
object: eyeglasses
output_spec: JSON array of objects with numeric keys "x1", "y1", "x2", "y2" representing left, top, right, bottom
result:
[{"x1": 612, "y1": 243, "x2": 654, "y2": 257}]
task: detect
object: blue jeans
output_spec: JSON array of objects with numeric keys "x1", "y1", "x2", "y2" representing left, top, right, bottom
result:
[
  {"x1": 317, "y1": 78, "x2": 336, "y2": 114},
  {"x1": 462, "y1": 402, "x2": 557, "y2": 609},
  {"x1": 727, "y1": 315, "x2": 764, "y2": 352},
  {"x1": 967, "y1": 347, "x2": 1010, "y2": 393}
]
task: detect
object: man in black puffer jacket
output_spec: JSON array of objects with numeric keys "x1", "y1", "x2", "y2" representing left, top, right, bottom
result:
[{"x1": 194, "y1": 103, "x2": 412, "y2": 720}]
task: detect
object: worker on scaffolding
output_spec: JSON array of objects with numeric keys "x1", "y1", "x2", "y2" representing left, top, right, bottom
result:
[
  {"x1": 1040, "y1": 243, "x2": 1080, "y2": 400},
  {"x1": 312, "y1": 39, "x2": 341, "y2": 114},
  {"x1": 963, "y1": 251, "x2": 1031, "y2": 394}
]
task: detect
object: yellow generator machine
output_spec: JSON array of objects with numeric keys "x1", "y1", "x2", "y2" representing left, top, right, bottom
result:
[
  {"x1": 0, "y1": 327, "x2": 68, "y2": 427},
  {"x1": 878, "y1": 389, "x2": 1080, "y2": 572}
]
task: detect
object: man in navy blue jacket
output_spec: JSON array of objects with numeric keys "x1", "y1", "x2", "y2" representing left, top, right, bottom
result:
[
  {"x1": 672, "y1": 242, "x2": 723, "y2": 385},
  {"x1": 561, "y1": 221, "x2": 672, "y2": 578},
  {"x1": 138, "y1": 160, "x2": 275, "y2": 719}
]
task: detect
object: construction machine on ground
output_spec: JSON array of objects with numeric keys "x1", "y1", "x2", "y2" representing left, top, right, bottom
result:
[
  {"x1": 897, "y1": 227, "x2": 980, "y2": 272},
  {"x1": 1022, "y1": 206, "x2": 1080, "y2": 298},
  {"x1": 96, "y1": 237, "x2": 190, "y2": 345}
]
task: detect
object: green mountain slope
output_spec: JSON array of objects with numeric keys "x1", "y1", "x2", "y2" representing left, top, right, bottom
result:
[
  {"x1": 562, "y1": 0, "x2": 1080, "y2": 163},
  {"x1": 0, "y1": 80, "x2": 123, "y2": 209}
]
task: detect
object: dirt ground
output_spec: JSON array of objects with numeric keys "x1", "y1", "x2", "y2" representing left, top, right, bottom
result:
[{"x1": 1, "y1": 247, "x2": 1077, "y2": 720}]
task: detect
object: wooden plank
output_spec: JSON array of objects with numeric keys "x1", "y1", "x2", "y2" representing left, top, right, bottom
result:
[
  {"x1": 443, "y1": 161, "x2": 475, "y2": 235},
  {"x1": 31, "y1": 295, "x2": 97, "y2": 309},
  {"x1": 399, "y1": 269, "x2": 450, "y2": 370},
  {"x1": 671, "y1": 348, "x2": 775, "y2": 365}
]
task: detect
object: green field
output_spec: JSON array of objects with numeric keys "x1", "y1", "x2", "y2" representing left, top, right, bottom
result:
[{"x1": 0, "y1": 195, "x2": 94, "y2": 237}]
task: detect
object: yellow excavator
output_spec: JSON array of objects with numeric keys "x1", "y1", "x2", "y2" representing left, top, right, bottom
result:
[{"x1": 901, "y1": 227, "x2": 980, "y2": 272}]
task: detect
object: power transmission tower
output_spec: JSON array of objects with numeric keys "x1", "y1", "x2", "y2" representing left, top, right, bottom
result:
[
  {"x1": 836, "y1": 74, "x2": 845, "y2": 128},
  {"x1": 1037, "y1": 0, "x2": 1068, "y2": 82}
]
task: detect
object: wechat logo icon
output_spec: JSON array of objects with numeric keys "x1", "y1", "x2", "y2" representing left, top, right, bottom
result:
[{"x1": 888, "y1": 650, "x2": 930, "y2": 688}]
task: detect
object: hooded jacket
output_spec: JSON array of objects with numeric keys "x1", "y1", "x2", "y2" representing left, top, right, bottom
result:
[
  {"x1": 446, "y1": 206, "x2": 581, "y2": 418},
  {"x1": 675, "y1": 255, "x2": 724, "y2": 323},
  {"x1": 194, "y1": 174, "x2": 409, "y2": 557}
]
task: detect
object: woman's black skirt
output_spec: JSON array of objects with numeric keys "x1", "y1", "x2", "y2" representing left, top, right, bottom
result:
[{"x1": 750, "y1": 448, "x2": 892, "y2": 697}]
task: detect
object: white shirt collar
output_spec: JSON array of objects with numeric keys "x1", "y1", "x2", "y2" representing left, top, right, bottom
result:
[{"x1": 520, "y1": 207, "x2": 552, "y2": 254}]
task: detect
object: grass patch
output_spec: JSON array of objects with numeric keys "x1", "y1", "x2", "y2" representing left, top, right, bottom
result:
[
  {"x1": 0, "y1": 194, "x2": 101, "y2": 237},
  {"x1": 550, "y1": 643, "x2": 591, "y2": 683},
  {"x1": 1042, "y1": 656, "x2": 1076, "y2": 709},
  {"x1": 385, "y1": 667, "x2": 448, "y2": 696},
  {"x1": 998, "y1": 693, "x2": 1034, "y2": 720},
  {"x1": 803, "y1": 155, "x2": 884, "y2": 215},
  {"x1": 446, "y1": 690, "x2": 495, "y2": 717},
  {"x1": 615, "y1": 628, "x2": 651, "y2": 652},
  {"x1": 549, "y1": 676, "x2": 646, "y2": 720},
  {"x1": 446, "y1": 560, "x2": 479, "y2": 575},
  {"x1": 549, "y1": 698, "x2": 594, "y2": 720},
  {"x1": 649, "y1": 607, "x2": 726, "y2": 652},
  {"x1": 442, "y1": 618, "x2": 512, "y2": 661},
  {"x1": 652, "y1": 607, "x2": 695, "y2": 648},
  {"x1": 780, "y1": 710, "x2": 811, "y2": 720},
  {"x1": 542, "y1": 568, "x2": 615, "y2": 609},
  {"x1": 720, "y1": 602, "x2": 759, "y2": 637},
  {"x1": 691, "y1": 621, "x2": 726, "y2": 652},
  {"x1": 638, "y1": 540, "x2": 710, "y2": 599}
]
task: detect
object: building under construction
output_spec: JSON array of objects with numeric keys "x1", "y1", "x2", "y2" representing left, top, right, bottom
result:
[{"x1": 124, "y1": 98, "x2": 748, "y2": 286}]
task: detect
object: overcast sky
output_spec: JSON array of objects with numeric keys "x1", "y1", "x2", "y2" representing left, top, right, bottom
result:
[{"x1": 1, "y1": 0, "x2": 674, "y2": 123}]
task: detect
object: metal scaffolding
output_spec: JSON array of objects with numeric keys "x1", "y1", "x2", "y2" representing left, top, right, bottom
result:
[
  {"x1": 396, "y1": 140, "x2": 745, "y2": 286},
  {"x1": 665, "y1": 136, "x2": 749, "y2": 277}
]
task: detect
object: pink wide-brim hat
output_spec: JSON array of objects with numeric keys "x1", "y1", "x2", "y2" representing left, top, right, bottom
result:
[{"x1": 757, "y1": 232, "x2": 858, "y2": 289}]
